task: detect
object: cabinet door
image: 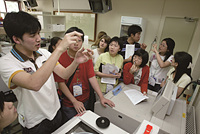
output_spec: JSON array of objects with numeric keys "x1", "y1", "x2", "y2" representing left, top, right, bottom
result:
[{"x1": 34, "y1": 14, "x2": 66, "y2": 38}]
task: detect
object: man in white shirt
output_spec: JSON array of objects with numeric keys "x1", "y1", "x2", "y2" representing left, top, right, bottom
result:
[{"x1": 0, "y1": 11, "x2": 93, "y2": 134}]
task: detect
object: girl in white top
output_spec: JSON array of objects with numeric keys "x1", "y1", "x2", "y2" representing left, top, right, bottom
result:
[
  {"x1": 148, "y1": 38, "x2": 175, "y2": 92},
  {"x1": 161, "y1": 52, "x2": 192, "y2": 98},
  {"x1": 92, "y1": 35, "x2": 111, "y2": 66}
]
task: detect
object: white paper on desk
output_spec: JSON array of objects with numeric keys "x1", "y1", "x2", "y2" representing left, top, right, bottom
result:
[
  {"x1": 124, "y1": 89, "x2": 148, "y2": 105},
  {"x1": 101, "y1": 64, "x2": 119, "y2": 84},
  {"x1": 125, "y1": 44, "x2": 135, "y2": 59}
]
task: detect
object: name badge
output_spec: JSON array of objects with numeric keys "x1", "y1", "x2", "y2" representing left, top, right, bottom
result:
[{"x1": 73, "y1": 82, "x2": 82, "y2": 97}]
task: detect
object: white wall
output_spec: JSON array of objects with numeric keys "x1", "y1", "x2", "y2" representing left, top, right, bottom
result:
[{"x1": 96, "y1": 0, "x2": 200, "y2": 54}]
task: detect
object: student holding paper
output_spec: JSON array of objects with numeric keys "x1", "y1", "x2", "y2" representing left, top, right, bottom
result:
[
  {"x1": 123, "y1": 49, "x2": 149, "y2": 95},
  {"x1": 94, "y1": 37, "x2": 123, "y2": 94},
  {"x1": 120, "y1": 24, "x2": 147, "y2": 63}
]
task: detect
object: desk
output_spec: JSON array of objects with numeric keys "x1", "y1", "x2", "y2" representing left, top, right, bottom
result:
[
  {"x1": 53, "y1": 110, "x2": 129, "y2": 134},
  {"x1": 94, "y1": 83, "x2": 186, "y2": 134}
]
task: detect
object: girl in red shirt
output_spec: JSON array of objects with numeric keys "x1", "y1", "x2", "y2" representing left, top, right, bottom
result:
[{"x1": 123, "y1": 49, "x2": 149, "y2": 95}]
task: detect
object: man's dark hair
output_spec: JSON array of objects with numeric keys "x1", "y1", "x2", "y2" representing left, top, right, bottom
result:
[
  {"x1": 65, "y1": 27, "x2": 84, "y2": 42},
  {"x1": 131, "y1": 49, "x2": 149, "y2": 67},
  {"x1": 3, "y1": 11, "x2": 41, "y2": 43},
  {"x1": 127, "y1": 24, "x2": 142, "y2": 37},
  {"x1": 0, "y1": 92, "x2": 5, "y2": 114}
]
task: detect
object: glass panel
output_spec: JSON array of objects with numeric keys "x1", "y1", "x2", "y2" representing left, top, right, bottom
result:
[
  {"x1": 55, "y1": 11, "x2": 96, "y2": 42},
  {"x1": 5, "y1": 1, "x2": 19, "y2": 12}
]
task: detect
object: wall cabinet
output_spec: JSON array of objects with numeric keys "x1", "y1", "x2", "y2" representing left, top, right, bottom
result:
[
  {"x1": 30, "y1": 12, "x2": 66, "y2": 39},
  {"x1": 1, "y1": 11, "x2": 66, "y2": 39}
]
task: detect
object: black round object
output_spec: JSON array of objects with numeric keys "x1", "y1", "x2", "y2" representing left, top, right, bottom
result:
[{"x1": 96, "y1": 117, "x2": 110, "y2": 128}]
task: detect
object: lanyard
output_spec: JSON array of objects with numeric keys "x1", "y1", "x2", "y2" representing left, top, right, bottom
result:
[{"x1": 68, "y1": 52, "x2": 80, "y2": 84}]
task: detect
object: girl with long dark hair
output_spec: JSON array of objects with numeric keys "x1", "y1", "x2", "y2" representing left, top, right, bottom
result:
[
  {"x1": 148, "y1": 38, "x2": 175, "y2": 92},
  {"x1": 161, "y1": 52, "x2": 192, "y2": 98}
]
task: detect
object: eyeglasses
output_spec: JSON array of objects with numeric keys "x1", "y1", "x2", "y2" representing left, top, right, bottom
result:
[{"x1": 159, "y1": 43, "x2": 167, "y2": 47}]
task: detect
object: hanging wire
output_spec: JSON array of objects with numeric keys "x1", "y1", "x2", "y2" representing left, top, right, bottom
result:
[{"x1": 149, "y1": 0, "x2": 166, "y2": 53}]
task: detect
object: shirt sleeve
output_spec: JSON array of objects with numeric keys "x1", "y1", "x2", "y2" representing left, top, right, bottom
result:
[
  {"x1": 178, "y1": 74, "x2": 191, "y2": 88},
  {"x1": 166, "y1": 55, "x2": 174, "y2": 63},
  {"x1": 0, "y1": 57, "x2": 24, "y2": 89},
  {"x1": 167, "y1": 68, "x2": 174, "y2": 78},
  {"x1": 87, "y1": 59, "x2": 95, "y2": 78},
  {"x1": 94, "y1": 54, "x2": 102, "y2": 72},
  {"x1": 123, "y1": 63, "x2": 134, "y2": 84},
  {"x1": 54, "y1": 72, "x2": 65, "y2": 83},
  {"x1": 139, "y1": 66, "x2": 150, "y2": 93},
  {"x1": 119, "y1": 55, "x2": 124, "y2": 70},
  {"x1": 38, "y1": 48, "x2": 51, "y2": 59}
]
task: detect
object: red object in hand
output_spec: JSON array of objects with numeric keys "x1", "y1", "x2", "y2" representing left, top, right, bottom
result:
[{"x1": 144, "y1": 124, "x2": 153, "y2": 134}]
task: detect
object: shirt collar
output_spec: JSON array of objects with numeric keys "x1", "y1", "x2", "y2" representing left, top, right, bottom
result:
[{"x1": 11, "y1": 45, "x2": 42, "y2": 62}]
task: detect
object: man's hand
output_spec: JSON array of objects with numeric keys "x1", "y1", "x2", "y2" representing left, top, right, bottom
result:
[
  {"x1": 72, "y1": 100, "x2": 86, "y2": 114},
  {"x1": 140, "y1": 43, "x2": 147, "y2": 50},
  {"x1": 57, "y1": 31, "x2": 83, "y2": 53},
  {"x1": 100, "y1": 97, "x2": 115, "y2": 108},
  {"x1": 74, "y1": 48, "x2": 93, "y2": 64}
]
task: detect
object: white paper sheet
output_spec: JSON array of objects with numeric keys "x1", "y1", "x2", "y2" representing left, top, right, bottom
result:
[
  {"x1": 101, "y1": 64, "x2": 119, "y2": 84},
  {"x1": 125, "y1": 44, "x2": 135, "y2": 59},
  {"x1": 124, "y1": 89, "x2": 148, "y2": 105}
]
